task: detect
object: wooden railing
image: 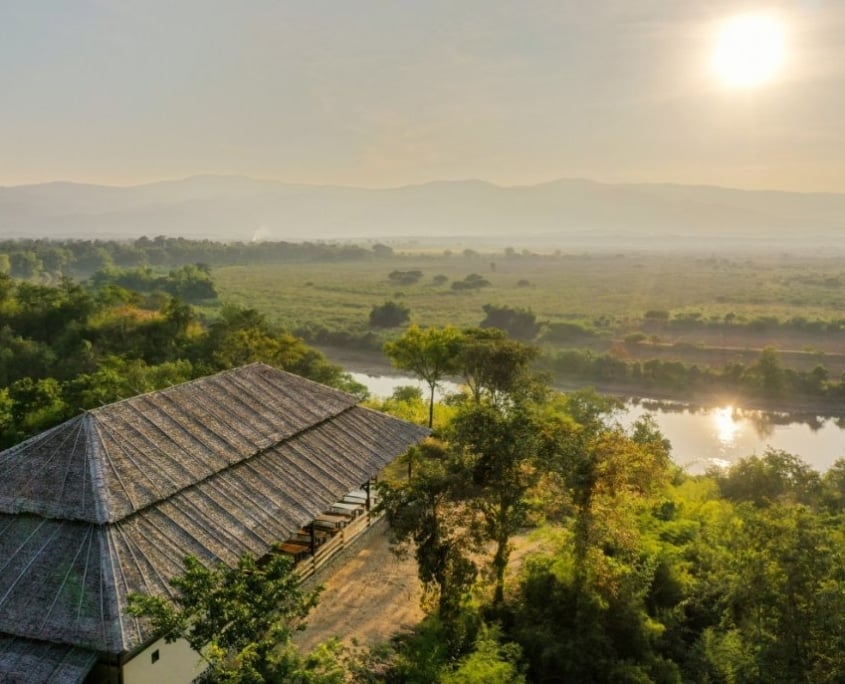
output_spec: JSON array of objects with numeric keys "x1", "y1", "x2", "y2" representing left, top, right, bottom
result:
[{"x1": 293, "y1": 509, "x2": 382, "y2": 582}]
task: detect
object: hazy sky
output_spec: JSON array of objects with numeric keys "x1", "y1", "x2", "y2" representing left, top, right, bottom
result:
[{"x1": 2, "y1": 1, "x2": 844, "y2": 191}]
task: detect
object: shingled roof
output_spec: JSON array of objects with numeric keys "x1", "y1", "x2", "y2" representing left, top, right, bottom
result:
[{"x1": 0, "y1": 363, "x2": 428, "y2": 664}]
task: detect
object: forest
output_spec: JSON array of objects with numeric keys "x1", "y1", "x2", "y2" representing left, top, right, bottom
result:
[{"x1": 1, "y1": 260, "x2": 844, "y2": 683}]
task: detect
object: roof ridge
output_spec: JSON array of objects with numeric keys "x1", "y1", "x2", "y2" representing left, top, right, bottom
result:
[
  {"x1": 100, "y1": 529, "x2": 127, "y2": 652},
  {"x1": 84, "y1": 415, "x2": 110, "y2": 525}
]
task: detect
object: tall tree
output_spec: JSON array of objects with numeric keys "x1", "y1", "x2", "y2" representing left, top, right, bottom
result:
[
  {"x1": 449, "y1": 399, "x2": 549, "y2": 605},
  {"x1": 385, "y1": 325, "x2": 462, "y2": 429},
  {"x1": 378, "y1": 439, "x2": 478, "y2": 625}
]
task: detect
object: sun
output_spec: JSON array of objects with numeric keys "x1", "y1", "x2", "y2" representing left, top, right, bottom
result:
[{"x1": 711, "y1": 12, "x2": 786, "y2": 89}]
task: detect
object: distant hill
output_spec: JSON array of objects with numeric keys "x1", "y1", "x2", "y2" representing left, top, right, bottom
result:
[{"x1": 1, "y1": 175, "x2": 842, "y2": 251}]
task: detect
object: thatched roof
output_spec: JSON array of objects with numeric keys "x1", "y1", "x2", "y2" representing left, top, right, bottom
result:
[
  {"x1": 0, "y1": 363, "x2": 428, "y2": 662},
  {"x1": 0, "y1": 636, "x2": 96, "y2": 684},
  {"x1": 0, "y1": 363, "x2": 359, "y2": 523}
]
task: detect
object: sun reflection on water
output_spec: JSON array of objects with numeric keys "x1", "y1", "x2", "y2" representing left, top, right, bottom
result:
[{"x1": 713, "y1": 406, "x2": 740, "y2": 449}]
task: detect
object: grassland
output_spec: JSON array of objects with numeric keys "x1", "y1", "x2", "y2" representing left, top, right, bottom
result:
[
  {"x1": 213, "y1": 251, "x2": 845, "y2": 338},
  {"x1": 209, "y1": 249, "x2": 845, "y2": 408}
]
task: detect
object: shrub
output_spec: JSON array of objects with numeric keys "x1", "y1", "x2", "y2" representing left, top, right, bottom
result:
[
  {"x1": 544, "y1": 322, "x2": 596, "y2": 343},
  {"x1": 369, "y1": 301, "x2": 411, "y2": 328},
  {"x1": 480, "y1": 304, "x2": 541, "y2": 340},
  {"x1": 452, "y1": 274, "x2": 491, "y2": 291},
  {"x1": 388, "y1": 270, "x2": 424, "y2": 285}
]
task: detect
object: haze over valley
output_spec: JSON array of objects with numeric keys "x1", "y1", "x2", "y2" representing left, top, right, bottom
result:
[{"x1": 2, "y1": 174, "x2": 843, "y2": 251}]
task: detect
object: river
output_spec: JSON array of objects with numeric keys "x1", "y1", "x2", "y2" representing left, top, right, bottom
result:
[{"x1": 350, "y1": 372, "x2": 845, "y2": 474}]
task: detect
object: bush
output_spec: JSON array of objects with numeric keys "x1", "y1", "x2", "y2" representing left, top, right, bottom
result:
[
  {"x1": 369, "y1": 301, "x2": 411, "y2": 328},
  {"x1": 480, "y1": 304, "x2": 541, "y2": 340},
  {"x1": 544, "y1": 322, "x2": 596, "y2": 343},
  {"x1": 452, "y1": 274, "x2": 491, "y2": 291},
  {"x1": 388, "y1": 270, "x2": 423, "y2": 285}
]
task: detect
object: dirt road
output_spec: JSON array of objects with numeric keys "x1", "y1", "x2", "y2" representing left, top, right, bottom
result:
[{"x1": 294, "y1": 519, "x2": 424, "y2": 653}]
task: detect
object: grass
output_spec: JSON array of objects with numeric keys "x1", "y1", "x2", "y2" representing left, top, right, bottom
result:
[{"x1": 212, "y1": 252, "x2": 845, "y2": 339}]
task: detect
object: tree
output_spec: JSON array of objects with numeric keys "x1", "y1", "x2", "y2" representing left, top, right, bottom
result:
[
  {"x1": 168, "y1": 263, "x2": 218, "y2": 301},
  {"x1": 821, "y1": 458, "x2": 845, "y2": 512},
  {"x1": 141, "y1": 297, "x2": 198, "y2": 363},
  {"x1": 369, "y1": 300, "x2": 411, "y2": 328},
  {"x1": 479, "y1": 304, "x2": 540, "y2": 340},
  {"x1": 747, "y1": 346, "x2": 787, "y2": 398},
  {"x1": 201, "y1": 305, "x2": 352, "y2": 389},
  {"x1": 378, "y1": 439, "x2": 478, "y2": 626},
  {"x1": 712, "y1": 449, "x2": 821, "y2": 507},
  {"x1": 385, "y1": 325, "x2": 462, "y2": 429},
  {"x1": 700, "y1": 505, "x2": 845, "y2": 683},
  {"x1": 9, "y1": 251, "x2": 43, "y2": 279},
  {"x1": 388, "y1": 270, "x2": 423, "y2": 286},
  {"x1": 371, "y1": 243, "x2": 394, "y2": 258},
  {"x1": 449, "y1": 399, "x2": 549, "y2": 605},
  {"x1": 553, "y1": 392, "x2": 670, "y2": 597},
  {"x1": 505, "y1": 399, "x2": 677, "y2": 683},
  {"x1": 128, "y1": 553, "x2": 319, "y2": 683},
  {"x1": 457, "y1": 328, "x2": 540, "y2": 405},
  {"x1": 440, "y1": 627, "x2": 526, "y2": 684},
  {"x1": 6, "y1": 376, "x2": 69, "y2": 442}
]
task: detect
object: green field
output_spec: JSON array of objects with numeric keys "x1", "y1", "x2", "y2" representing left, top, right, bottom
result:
[{"x1": 212, "y1": 251, "x2": 845, "y2": 352}]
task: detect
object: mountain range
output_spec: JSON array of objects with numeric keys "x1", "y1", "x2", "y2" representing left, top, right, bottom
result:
[{"x1": 1, "y1": 175, "x2": 842, "y2": 251}]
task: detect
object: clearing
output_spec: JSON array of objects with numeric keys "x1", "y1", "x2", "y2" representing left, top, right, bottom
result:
[{"x1": 294, "y1": 519, "x2": 424, "y2": 653}]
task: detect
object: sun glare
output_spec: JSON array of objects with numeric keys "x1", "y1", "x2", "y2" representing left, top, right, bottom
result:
[
  {"x1": 712, "y1": 13, "x2": 786, "y2": 89},
  {"x1": 713, "y1": 406, "x2": 739, "y2": 447}
]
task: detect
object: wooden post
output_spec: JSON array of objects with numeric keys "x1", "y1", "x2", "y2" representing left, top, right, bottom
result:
[
  {"x1": 309, "y1": 523, "x2": 316, "y2": 556},
  {"x1": 364, "y1": 480, "x2": 371, "y2": 511}
]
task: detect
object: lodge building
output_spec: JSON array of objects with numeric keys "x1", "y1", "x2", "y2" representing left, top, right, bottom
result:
[{"x1": 0, "y1": 363, "x2": 428, "y2": 683}]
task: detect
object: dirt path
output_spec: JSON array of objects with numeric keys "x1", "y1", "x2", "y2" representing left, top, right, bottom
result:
[{"x1": 294, "y1": 519, "x2": 424, "y2": 653}]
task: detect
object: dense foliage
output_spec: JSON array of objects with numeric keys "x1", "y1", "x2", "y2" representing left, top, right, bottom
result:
[
  {"x1": 368, "y1": 328, "x2": 845, "y2": 683},
  {"x1": 0, "y1": 237, "x2": 392, "y2": 279},
  {"x1": 90, "y1": 263, "x2": 218, "y2": 302},
  {"x1": 0, "y1": 272, "x2": 359, "y2": 447}
]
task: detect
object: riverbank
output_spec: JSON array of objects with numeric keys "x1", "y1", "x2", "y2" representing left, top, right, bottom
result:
[
  {"x1": 321, "y1": 345, "x2": 845, "y2": 473},
  {"x1": 553, "y1": 379, "x2": 845, "y2": 419},
  {"x1": 319, "y1": 345, "x2": 845, "y2": 418}
]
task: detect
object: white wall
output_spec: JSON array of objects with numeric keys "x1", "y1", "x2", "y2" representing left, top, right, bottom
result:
[{"x1": 122, "y1": 637, "x2": 205, "y2": 684}]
